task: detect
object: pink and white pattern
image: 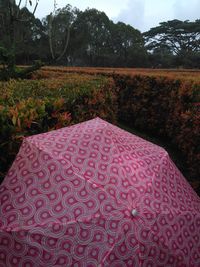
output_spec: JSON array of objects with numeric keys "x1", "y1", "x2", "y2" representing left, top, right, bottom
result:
[{"x1": 0, "y1": 117, "x2": 200, "y2": 266}]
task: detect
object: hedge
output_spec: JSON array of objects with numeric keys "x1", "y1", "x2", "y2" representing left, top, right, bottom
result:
[
  {"x1": 0, "y1": 73, "x2": 118, "y2": 183},
  {"x1": 0, "y1": 69, "x2": 199, "y2": 194},
  {"x1": 114, "y1": 74, "x2": 200, "y2": 181}
]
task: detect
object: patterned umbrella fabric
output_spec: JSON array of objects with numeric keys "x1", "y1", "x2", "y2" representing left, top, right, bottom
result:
[{"x1": 0, "y1": 117, "x2": 200, "y2": 267}]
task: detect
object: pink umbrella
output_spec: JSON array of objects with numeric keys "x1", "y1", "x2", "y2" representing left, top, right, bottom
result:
[{"x1": 0, "y1": 117, "x2": 200, "y2": 267}]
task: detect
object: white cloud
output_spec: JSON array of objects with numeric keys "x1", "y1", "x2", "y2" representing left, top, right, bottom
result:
[
  {"x1": 35, "y1": 0, "x2": 129, "y2": 19},
  {"x1": 114, "y1": 0, "x2": 200, "y2": 32},
  {"x1": 113, "y1": 0, "x2": 145, "y2": 30},
  {"x1": 113, "y1": 0, "x2": 176, "y2": 32},
  {"x1": 34, "y1": 0, "x2": 200, "y2": 32},
  {"x1": 173, "y1": 0, "x2": 200, "y2": 21}
]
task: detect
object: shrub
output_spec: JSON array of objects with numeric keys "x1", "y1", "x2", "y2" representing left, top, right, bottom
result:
[
  {"x1": 114, "y1": 74, "x2": 200, "y2": 181},
  {"x1": 0, "y1": 74, "x2": 117, "y2": 183}
]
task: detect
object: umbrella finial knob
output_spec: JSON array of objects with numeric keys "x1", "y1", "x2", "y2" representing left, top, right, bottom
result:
[{"x1": 131, "y1": 209, "x2": 138, "y2": 217}]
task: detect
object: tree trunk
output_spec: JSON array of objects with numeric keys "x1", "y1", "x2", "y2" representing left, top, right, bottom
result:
[
  {"x1": 8, "y1": 1, "x2": 16, "y2": 71},
  {"x1": 56, "y1": 25, "x2": 70, "y2": 62}
]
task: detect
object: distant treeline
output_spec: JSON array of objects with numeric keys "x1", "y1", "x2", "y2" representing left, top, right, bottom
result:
[{"x1": 0, "y1": 2, "x2": 200, "y2": 68}]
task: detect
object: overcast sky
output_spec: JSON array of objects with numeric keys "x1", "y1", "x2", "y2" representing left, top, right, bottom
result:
[{"x1": 34, "y1": 0, "x2": 200, "y2": 32}]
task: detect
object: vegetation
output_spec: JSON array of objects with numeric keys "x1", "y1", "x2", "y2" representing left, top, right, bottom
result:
[
  {"x1": 43, "y1": 66, "x2": 200, "y2": 82},
  {"x1": 144, "y1": 20, "x2": 200, "y2": 68},
  {"x1": 0, "y1": 68, "x2": 199, "y2": 195},
  {"x1": 0, "y1": 2, "x2": 199, "y2": 195},
  {"x1": 0, "y1": 71, "x2": 117, "y2": 181},
  {"x1": 114, "y1": 74, "x2": 200, "y2": 183},
  {"x1": 0, "y1": 0, "x2": 42, "y2": 80},
  {"x1": 0, "y1": 2, "x2": 199, "y2": 72}
]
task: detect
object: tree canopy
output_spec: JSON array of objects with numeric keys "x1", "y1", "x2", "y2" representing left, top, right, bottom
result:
[
  {"x1": 0, "y1": 0, "x2": 43, "y2": 79},
  {"x1": 0, "y1": 2, "x2": 199, "y2": 69},
  {"x1": 143, "y1": 19, "x2": 200, "y2": 68}
]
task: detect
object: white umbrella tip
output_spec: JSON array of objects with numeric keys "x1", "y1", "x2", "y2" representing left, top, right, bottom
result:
[{"x1": 131, "y1": 209, "x2": 138, "y2": 217}]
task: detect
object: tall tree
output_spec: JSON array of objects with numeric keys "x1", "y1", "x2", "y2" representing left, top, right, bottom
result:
[
  {"x1": 110, "y1": 21, "x2": 147, "y2": 67},
  {"x1": 144, "y1": 19, "x2": 200, "y2": 68},
  {"x1": 68, "y1": 9, "x2": 147, "y2": 67},
  {"x1": 0, "y1": 0, "x2": 41, "y2": 79},
  {"x1": 67, "y1": 8, "x2": 112, "y2": 66},
  {"x1": 45, "y1": 4, "x2": 78, "y2": 63}
]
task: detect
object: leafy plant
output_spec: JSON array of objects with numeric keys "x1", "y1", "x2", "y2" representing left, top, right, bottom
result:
[{"x1": 0, "y1": 72, "x2": 117, "y2": 183}]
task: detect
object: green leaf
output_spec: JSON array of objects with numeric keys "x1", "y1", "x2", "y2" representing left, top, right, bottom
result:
[{"x1": 12, "y1": 116, "x2": 17, "y2": 126}]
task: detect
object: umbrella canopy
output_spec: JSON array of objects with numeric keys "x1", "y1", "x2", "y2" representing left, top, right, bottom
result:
[{"x1": 0, "y1": 117, "x2": 200, "y2": 267}]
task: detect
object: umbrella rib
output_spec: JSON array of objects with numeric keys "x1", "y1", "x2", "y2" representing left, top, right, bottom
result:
[{"x1": 26, "y1": 134, "x2": 130, "y2": 206}]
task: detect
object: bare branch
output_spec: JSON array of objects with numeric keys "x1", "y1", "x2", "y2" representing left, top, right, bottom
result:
[
  {"x1": 8, "y1": 0, "x2": 14, "y2": 18},
  {"x1": 0, "y1": 14, "x2": 4, "y2": 28},
  {"x1": 48, "y1": 13, "x2": 55, "y2": 60},
  {"x1": 54, "y1": 0, "x2": 57, "y2": 14},
  {"x1": 17, "y1": 0, "x2": 22, "y2": 18},
  {"x1": 56, "y1": 25, "x2": 71, "y2": 61},
  {"x1": 32, "y1": 0, "x2": 39, "y2": 16},
  {"x1": 17, "y1": 0, "x2": 22, "y2": 9}
]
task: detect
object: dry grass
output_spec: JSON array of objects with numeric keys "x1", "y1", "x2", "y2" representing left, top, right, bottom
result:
[{"x1": 40, "y1": 66, "x2": 200, "y2": 83}]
